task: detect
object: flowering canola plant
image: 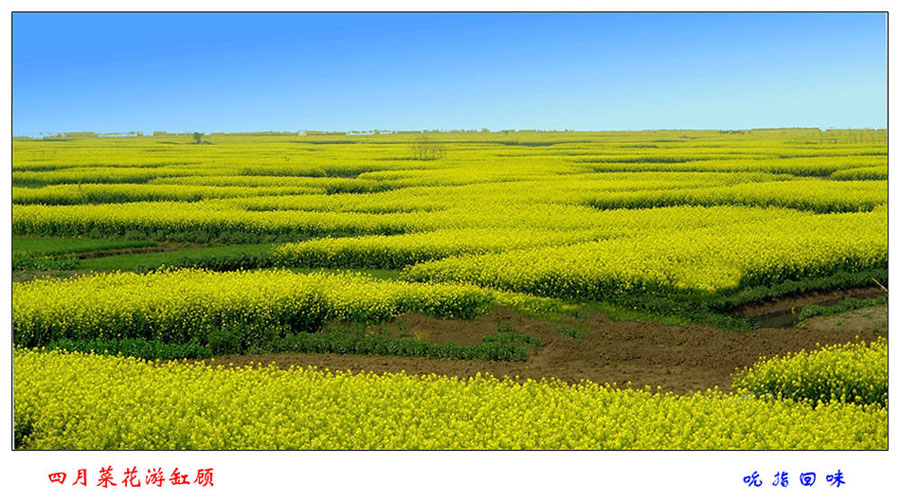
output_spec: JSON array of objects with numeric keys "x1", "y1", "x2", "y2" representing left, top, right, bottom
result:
[
  {"x1": 13, "y1": 269, "x2": 495, "y2": 347},
  {"x1": 732, "y1": 337, "x2": 887, "y2": 406},
  {"x1": 14, "y1": 348, "x2": 887, "y2": 450}
]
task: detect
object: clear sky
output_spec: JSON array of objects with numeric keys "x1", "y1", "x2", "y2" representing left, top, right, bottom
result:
[{"x1": 12, "y1": 12, "x2": 887, "y2": 135}]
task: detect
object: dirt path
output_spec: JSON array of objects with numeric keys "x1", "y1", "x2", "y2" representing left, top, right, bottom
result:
[{"x1": 206, "y1": 304, "x2": 887, "y2": 394}]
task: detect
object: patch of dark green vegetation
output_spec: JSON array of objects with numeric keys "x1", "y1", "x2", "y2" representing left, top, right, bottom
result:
[
  {"x1": 133, "y1": 252, "x2": 272, "y2": 272},
  {"x1": 238, "y1": 166, "x2": 379, "y2": 179},
  {"x1": 13, "y1": 236, "x2": 156, "y2": 255},
  {"x1": 11, "y1": 239, "x2": 274, "y2": 273},
  {"x1": 128, "y1": 249, "x2": 404, "y2": 279},
  {"x1": 586, "y1": 302, "x2": 693, "y2": 326},
  {"x1": 11, "y1": 176, "x2": 162, "y2": 188},
  {"x1": 579, "y1": 156, "x2": 695, "y2": 164},
  {"x1": 555, "y1": 327, "x2": 587, "y2": 339},
  {"x1": 483, "y1": 322, "x2": 543, "y2": 347},
  {"x1": 579, "y1": 290, "x2": 754, "y2": 330},
  {"x1": 563, "y1": 308, "x2": 587, "y2": 319},
  {"x1": 13, "y1": 252, "x2": 80, "y2": 271},
  {"x1": 798, "y1": 296, "x2": 887, "y2": 322},
  {"x1": 43, "y1": 338, "x2": 211, "y2": 360},
  {"x1": 586, "y1": 197, "x2": 879, "y2": 214},
  {"x1": 11, "y1": 162, "x2": 182, "y2": 173},
  {"x1": 205, "y1": 323, "x2": 532, "y2": 362},
  {"x1": 82, "y1": 245, "x2": 274, "y2": 272},
  {"x1": 14, "y1": 226, "x2": 408, "y2": 244},
  {"x1": 708, "y1": 268, "x2": 888, "y2": 311},
  {"x1": 267, "y1": 249, "x2": 437, "y2": 270},
  {"x1": 552, "y1": 268, "x2": 886, "y2": 331}
]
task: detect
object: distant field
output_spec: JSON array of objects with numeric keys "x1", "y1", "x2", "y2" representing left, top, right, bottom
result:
[{"x1": 12, "y1": 129, "x2": 887, "y2": 450}]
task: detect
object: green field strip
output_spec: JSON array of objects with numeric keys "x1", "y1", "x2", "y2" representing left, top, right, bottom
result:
[
  {"x1": 76, "y1": 243, "x2": 275, "y2": 271},
  {"x1": 13, "y1": 236, "x2": 157, "y2": 255}
]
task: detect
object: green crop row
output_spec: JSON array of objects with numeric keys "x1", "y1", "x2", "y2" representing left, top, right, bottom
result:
[
  {"x1": 12, "y1": 251, "x2": 80, "y2": 271},
  {"x1": 707, "y1": 268, "x2": 888, "y2": 311},
  {"x1": 797, "y1": 296, "x2": 887, "y2": 322}
]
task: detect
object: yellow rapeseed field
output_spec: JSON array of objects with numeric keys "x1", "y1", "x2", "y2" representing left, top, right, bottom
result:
[
  {"x1": 12, "y1": 129, "x2": 888, "y2": 450},
  {"x1": 14, "y1": 348, "x2": 887, "y2": 450}
]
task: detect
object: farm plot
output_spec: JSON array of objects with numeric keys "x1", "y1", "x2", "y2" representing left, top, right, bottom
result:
[{"x1": 12, "y1": 129, "x2": 888, "y2": 449}]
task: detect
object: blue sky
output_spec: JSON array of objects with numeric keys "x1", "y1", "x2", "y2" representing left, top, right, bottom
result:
[{"x1": 12, "y1": 13, "x2": 887, "y2": 135}]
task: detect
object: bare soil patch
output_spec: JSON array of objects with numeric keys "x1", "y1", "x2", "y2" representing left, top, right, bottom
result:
[
  {"x1": 206, "y1": 304, "x2": 886, "y2": 395},
  {"x1": 797, "y1": 305, "x2": 887, "y2": 336}
]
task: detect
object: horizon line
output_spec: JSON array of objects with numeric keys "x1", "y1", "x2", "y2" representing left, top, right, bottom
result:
[{"x1": 13, "y1": 126, "x2": 889, "y2": 138}]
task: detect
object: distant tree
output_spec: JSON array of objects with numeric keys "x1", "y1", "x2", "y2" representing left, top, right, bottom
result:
[
  {"x1": 409, "y1": 135, "x2": 445, "y2": 161},
  {"x1": 192, "y1": 132, "x2": 203, "y2": 144}
]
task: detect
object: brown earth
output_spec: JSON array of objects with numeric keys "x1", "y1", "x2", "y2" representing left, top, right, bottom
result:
[
  {"x1": 797, "y1": 305, "x2": 887, "y2": 336},
  {"x1": 206, "y1": 298, "x2": 888, "y2": 395}
]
